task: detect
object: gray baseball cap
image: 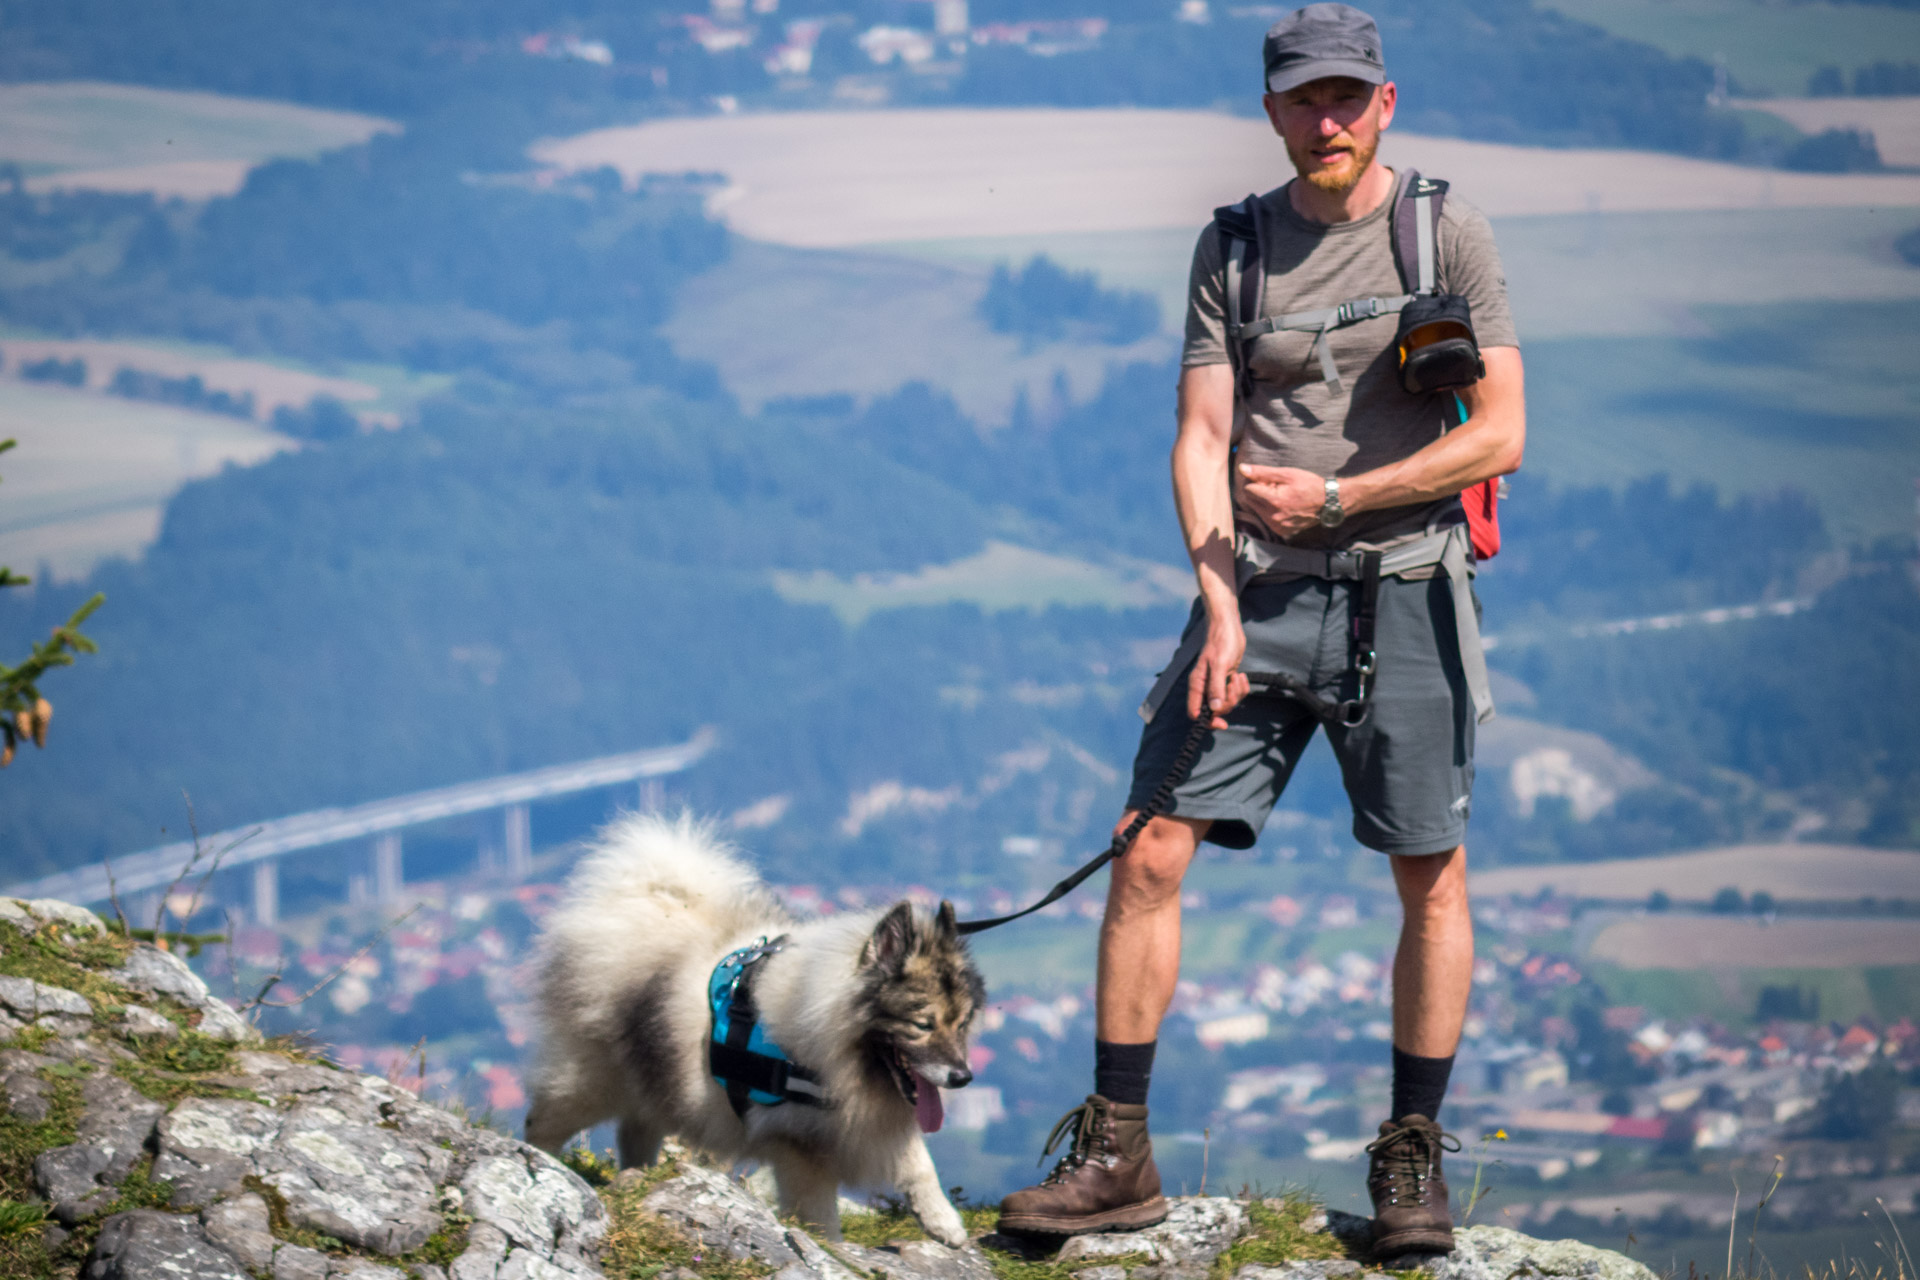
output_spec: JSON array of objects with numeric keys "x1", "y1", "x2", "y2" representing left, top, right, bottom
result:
[{"x1": 1263, "y1": 4, "x2": 1387, "y2": 94}]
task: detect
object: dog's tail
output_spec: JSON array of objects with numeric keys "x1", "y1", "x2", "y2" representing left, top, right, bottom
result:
[{"x1": 552, "y1": 810, "x2": 790, "y2": 942}]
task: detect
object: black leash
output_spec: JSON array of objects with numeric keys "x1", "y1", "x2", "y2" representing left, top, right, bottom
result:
[{"x1": 954, "y1": 636, "x2": 1382, "y2": 938}]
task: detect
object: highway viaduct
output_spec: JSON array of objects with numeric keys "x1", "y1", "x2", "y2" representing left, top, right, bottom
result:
[{"x1": 3, "y1": 728, "x2": 716, "y2": 924}]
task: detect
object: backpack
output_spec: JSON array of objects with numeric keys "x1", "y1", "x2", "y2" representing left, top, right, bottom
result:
[{"x1": 1213, "y1": 171, "x2": 1503, "y2": 560}]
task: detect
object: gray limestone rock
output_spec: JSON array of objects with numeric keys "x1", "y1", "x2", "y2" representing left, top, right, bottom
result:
[
  {"x1": 0, "y1": 898, "x2": 34, "y2": 930},
  {"x1": 1235, "y1": 1263, "x2": 1364, "y2": 1280},
  {"x1": 641, "y1": 1164, "x2": 802, "y2": 1269},
  {"x1": 459, "y1": 1147, "x2": 606, "y2": 1262},
  {"x1": 201, "y1": 1193, "x2": 276, "y2": 1272},
  {"x1": 329, "y1": 1259, "x2": 410, "y2": 1279},
  {"x1": 1384, "y1": 1226, "x2": 1654, "y2": 1280},
  {"x1": 118, "y1": 1005, "x2": 179, "y2": 1039},
  {"x1": 835, "y1": 1237, "x2": 997, "y2": 1280},
  {"x1": 0, "y1": 1049, "x2": 54, "y2": 1122},
  {"x1": 1056, "y1": 1196, "x2": 1248, "y2": 1267},
  {"x1": 1080, "y1": 1268, "x2": 1129, "y2": 1280},
  {"x1": 83, "y1": 1209, "x2": 251, "y2": 1280},
  {"x1": 26, "y1": 898, "x2": 105, "y2": 933},
  {"x1": 108, "y1": 946, "x2": 259, "y2": 1043},
  {"x1": 153, "y1": 1096, "x2": 282, "y2": 1207},
  {"x1": 449, "y1": 1220, "x2": 512, "y2": 1280},
  {"x1": 0, "y1": 974, "x2": 93, "y2": 1020},
  {"x1": 34, "y1": 1072, "x2": 165, "y2": 1223},
  {"x1": 256, "y1": 1101, "x2": 451, "y2": 1256},
  {"x1": 275, "y1": 1244, "x2": 335, "y2": 1280}
]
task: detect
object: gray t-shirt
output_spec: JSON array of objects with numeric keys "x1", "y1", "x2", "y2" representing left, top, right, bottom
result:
[{"x1": 1182, "y1": 169, "x2": 1519, "y2": 551}]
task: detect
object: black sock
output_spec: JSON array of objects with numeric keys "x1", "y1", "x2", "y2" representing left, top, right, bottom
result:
[
  {"x1": 1391, "y1": 1047, "x2": 1455, "y2": 1123},
  {"x1": 1094, "y1": 1040, "x2": 1156, "y2": 1106}
]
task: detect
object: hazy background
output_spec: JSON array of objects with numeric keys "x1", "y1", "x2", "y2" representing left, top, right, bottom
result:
[{"x1": 0, "y1": 0, "x2": 1917, "y2": 1271}]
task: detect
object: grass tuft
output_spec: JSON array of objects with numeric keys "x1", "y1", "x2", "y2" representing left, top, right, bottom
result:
[
  {"x1": 1215, "y1": 1196, "x2": 1350, "y2": 1277},
  {"x1": 599, "y1": 1157, "x2": 772, "y2": 1280}
]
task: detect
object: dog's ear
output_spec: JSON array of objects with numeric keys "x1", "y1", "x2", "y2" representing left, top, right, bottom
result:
[
  {"x1": 862, "y1": 902, "x2": 916, "y2": 971},
  {"x1": 935, "y1": 900, "x2": 958, "y2": 938}
]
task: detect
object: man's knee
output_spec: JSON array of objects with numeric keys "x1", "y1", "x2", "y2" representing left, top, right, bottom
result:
[
  {"x1": 1392, "y1": 845, "x2": 1469, "y2": 916},
  {"x1": 1108, "y1": 815, "x2": 1203, "y2": 909}
]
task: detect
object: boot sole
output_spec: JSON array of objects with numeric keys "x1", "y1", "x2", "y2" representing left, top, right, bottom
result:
[
  {"x1": 999, "y1": 1197, "x2": 1170, "y2": 1237},
  {"x1": 1372, "y1": 1226, "x2": 1456, "y2": 1257}
]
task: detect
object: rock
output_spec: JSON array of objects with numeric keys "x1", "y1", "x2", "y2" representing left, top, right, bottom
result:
[
  {"x1": 1081, "y1": 1268, "x2": 1129, "y2": 1280},
  {"x1": 0, "y1": 974, "x2": 93, "y2": 1021},
  {"x1": 850, "y1": 1238, "x2": 999, "y2": 1280},
  {"x1": 202, "y1": 1193, "x2": 276, "y2": 1272},
  {"x1": 34, "y1": 1072, "x2": 166, "y2": 1223},
  {"x1": 1384, "y1": 1226, "x2": 1655, "y2": 1280},
  {"x1": 274, "y1": 1244, "x2": 334, "y2": 1280},
  {"x1": 118, "y1": 1005, "x2": 179, "y2": 1039},
  {"x1": 0, "y1": 1049, "x2": 54, "y2": 1121},
  {"x1": 0, "y1": 899, "x2": 33, "y2": 930},
  {"x1": 108, "y1": 946, "x2": 259, "y2": 1043},
  {"x1": 1057, "y1": 1196, "x2": 1248, "y2": 1267},
  {"x1": 153, "y1": 1096, "x2": 282, "y2": 1206},
  {"x1": 449, "y1": 1220, "x2": 511, "y2": 1280},
  {"x1": 459, "y1": 1147, "x2": 606, "y2": 1262},
  {"x1": 330, "y1": 1259, "x2": 410, "y2": 1279},
  {"x1": 25, "y1": 899, "x2": 104, "y2": 933},
  {"x1": 257, "y1": 1100, "x2": 452, "y2": 1256},
  {"x1": 83, "y1": 1209, "x2": 252, "y2": 1280},
  {"x1": 641, "y1": 1164, "x2": 802, "y2": 1268},
  {"x1": 1235, "y1": 1263, "x2": 1364, "y2": 1280}
]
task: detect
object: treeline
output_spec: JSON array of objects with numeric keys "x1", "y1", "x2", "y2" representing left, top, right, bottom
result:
[
  {"x1": 1, "y1": 0, "x2": 1761, "y2": 159},
  {"x1": 980, "y1": 256, "x2": 1160, "y2": 348},
  {"x1": 1808, "y1": 61, "x2": 1920, "y2": 95}
]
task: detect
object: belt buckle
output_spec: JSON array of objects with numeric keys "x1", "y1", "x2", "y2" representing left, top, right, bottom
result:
[{"x1": 1327, "y1": 549, "x2": 1359, "y2": 578}]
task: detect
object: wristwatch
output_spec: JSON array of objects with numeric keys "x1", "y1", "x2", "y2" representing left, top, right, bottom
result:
[{"x1": 1319, "y1": 477, "x2": 1345, "y2": 528}]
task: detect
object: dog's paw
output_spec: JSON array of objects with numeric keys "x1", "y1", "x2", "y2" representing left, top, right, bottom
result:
[{"x1": 920, "y1": 1206, "x2": 968, "y2": 1248}]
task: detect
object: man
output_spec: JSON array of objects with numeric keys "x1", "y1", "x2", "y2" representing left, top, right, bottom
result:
[{"x1": 997, "y1": 2, "x2": 1525, "y2": 1255}]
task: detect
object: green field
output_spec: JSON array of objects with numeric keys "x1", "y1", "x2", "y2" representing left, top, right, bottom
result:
[
  {"x1": 1533, "y1": 0, "x2": 1920, "y2": 97},
  {"x1": 0, "y1": 80, "x2": 394, "y2": 180},
  {"x1": 1588, "y1": 961, "x2": 1920, "y2": 1029}
]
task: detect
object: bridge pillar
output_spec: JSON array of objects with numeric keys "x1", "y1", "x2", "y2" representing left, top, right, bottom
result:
[
  {"x1": 504, "y1": 804, "x2": 532, "y2": 879},
  {"x1": 252, "y1": 861, "x2": 279, "y2": 928},
  {"x1": 373, "y1": 833, "x2": 403, "y2": 903}
]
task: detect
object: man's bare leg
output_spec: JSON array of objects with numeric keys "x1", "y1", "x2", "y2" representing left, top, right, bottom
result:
[
  {"x1": 1096, "y1": 813, "x2": 1208, "y2": 1041},
  {"x1": 998, "y1": 812, "x2": 1203, "y2": 1236},
  {"x1": 1366, "y1": 845, "x2": 1474, "y2": 1255},
  {"x1": 1388, "y1": 846, "x2": 1473, "y2": 1059}
]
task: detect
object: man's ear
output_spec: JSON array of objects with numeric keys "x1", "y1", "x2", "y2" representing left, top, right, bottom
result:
[
  {"x1": 862, "y1": 902, "x2": 916, "y2": 971},
  {"x1": 936, "y1": 900, "x2": 958, "y2": 938}
]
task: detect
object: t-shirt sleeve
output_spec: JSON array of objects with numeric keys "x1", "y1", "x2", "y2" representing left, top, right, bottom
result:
[
  {"x1": 1181, "y1": 223, "x2": 1231, "y2": 367},
  {"x1": 1439, "y1": 198, "x2": 1520, "y2": 349}
]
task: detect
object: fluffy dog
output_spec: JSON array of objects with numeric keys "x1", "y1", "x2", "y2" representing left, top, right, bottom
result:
[{"x1": 525, "y1": 813, "x2": 985, "y2": 1245}]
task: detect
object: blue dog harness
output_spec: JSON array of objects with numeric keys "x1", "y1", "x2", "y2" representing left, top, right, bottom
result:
[{"x1": 707, "y1": 935, "x2": 828, "y2": 1116}]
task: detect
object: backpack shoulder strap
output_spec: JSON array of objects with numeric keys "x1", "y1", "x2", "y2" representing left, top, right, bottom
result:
[
  {"x1": 1389, "y1": 170, "x2": 1449, "y2": 296},
  {"x1": 1213, "y1": 193, "x2": 1263, "y2": 398}
]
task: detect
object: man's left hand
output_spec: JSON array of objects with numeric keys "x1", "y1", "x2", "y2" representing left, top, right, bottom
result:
[{"x1": 1238, "y1": 464, "x2": 1325, "y2": 537}]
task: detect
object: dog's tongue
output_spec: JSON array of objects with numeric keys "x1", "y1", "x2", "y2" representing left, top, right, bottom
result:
[{"x1": 914, "y1": 1075, "x2": 945, "y2": 1133}]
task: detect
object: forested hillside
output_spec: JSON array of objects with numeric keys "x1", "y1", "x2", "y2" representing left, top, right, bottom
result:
[{"x1": 1, "y1": 0, "x2": 1755, "y2": 156}]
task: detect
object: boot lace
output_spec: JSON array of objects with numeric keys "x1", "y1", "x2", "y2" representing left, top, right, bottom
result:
[
  {"x1": 1364, "y1": 1117, "x2": 1459, "y2": 1208},
  {"x1": 1036, "y1": 1097, "x2": 1111, "y2": 1185}
]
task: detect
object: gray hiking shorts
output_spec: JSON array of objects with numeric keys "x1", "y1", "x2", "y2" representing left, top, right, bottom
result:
[{"x1": 1127, "y1": 573, "x2": 1478, "y2": 856}]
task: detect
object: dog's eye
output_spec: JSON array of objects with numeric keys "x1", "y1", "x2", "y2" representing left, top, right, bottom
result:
[{"x1": 911, "y1": 1018, "x2": 935, "y2": 1032}]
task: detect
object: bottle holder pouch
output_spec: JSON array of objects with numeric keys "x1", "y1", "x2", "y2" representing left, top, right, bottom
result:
[{"x1": 1396, "y1": 293, "x2": 1485, "y2": 395}]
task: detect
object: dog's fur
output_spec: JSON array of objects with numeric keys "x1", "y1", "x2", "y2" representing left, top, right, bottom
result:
[{"x1": 525, "y1": 813, "x2": 986, "y2": 1245}]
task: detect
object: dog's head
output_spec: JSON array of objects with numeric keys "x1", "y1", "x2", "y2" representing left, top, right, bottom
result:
[{"x1": 856, "y1": 900, "x2": 986, "y2": 1133}]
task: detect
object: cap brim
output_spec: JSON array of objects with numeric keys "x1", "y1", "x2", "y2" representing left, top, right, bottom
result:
[{"x1": 1265, "y1": 59, "x2": 1387, "y2": 94}]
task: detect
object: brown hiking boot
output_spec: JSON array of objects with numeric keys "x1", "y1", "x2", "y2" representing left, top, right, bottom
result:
[
  {"x1": 1365, "y1": 1115, "x2": 1461, "y2": 1256},
  {"x1": 998, "y1": 1095, "x2": 1170, "y2": 1236}
]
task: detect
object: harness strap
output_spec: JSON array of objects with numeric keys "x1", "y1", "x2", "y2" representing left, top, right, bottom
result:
[
  {"x1": 1229, "y1": 295, "x2": 1413, "y2": 395},
  {"x1": 1414, "y1": 189, "x2": 1437, "y2": 294},
  {"x1": 1138, "y1": 525, "x2": 1494, "y2": 726},
  {"x1": 708, "y1": 938, "x2": 828, "y2": 1115}
]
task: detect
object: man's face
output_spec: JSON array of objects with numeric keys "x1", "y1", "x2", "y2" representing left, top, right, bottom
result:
[{"x1": 1263, "y1": 77, "x2": 1397, "y2": 195}]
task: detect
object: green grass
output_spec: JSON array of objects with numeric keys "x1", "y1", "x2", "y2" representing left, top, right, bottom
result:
[
  {"x1": 599, "y1": 1157, "x2": 773, "y2": 1280},
  {"x1": 0, "y1": 81, "x2": 394, "y2": 175},
  {"x1": 1589, "y1": 962, "x2": 1920, "y2": 1029},
  {"x1": 1532, "y1": 0, "x2": 1920, "y2": 97}
]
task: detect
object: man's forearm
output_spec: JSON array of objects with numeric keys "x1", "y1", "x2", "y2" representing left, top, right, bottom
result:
[
  {"x1": 1342, "y1": 346, "x2": 1525, "y2": 516},
  {"x1": 1173, "y1": 429, "x2": 1239, "y2": 615}
]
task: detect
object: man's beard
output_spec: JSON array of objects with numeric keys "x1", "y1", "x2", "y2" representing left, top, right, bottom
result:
[{"x1": 1291, "y1": 132, "x2": 1379, "y2": 194}]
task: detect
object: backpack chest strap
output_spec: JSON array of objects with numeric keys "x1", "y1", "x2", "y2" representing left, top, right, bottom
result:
[{"x1": 1230, "y1": 293, "x2": 1414, "y2": 392}]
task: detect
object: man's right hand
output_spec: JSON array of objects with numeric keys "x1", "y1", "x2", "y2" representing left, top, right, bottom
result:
[{"x1": 1187, "y1": 613, "x2": 1250, "y2": 728}]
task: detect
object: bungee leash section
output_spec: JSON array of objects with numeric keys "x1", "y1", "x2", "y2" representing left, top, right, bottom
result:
[{"x1": 953, "y1": 668, "x2": 1355, "y2": 937}]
